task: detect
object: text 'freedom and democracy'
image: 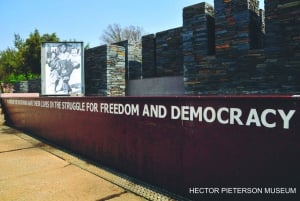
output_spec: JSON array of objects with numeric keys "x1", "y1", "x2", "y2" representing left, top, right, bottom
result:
[{"x1": 6, "y1": 99, "x2": 296, "y2": 130}]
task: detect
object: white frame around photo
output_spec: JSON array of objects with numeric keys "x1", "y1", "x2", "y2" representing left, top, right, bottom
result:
[{"x1": 41, "y1": 42, "x2": 85, "y2": 96}]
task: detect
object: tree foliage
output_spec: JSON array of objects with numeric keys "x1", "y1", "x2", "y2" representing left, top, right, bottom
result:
[
  {"x1": 101, "y1": 24, "x2": 145, "y2": 44},
  {"x1": 0, "y1": 29, "x2": 59, "y2": 82},
  {"x1": 0, "y1": 48, "x2": 19, "y2": 81},
  {"x1": 22, "y1": 29, "x2": 59, "y2": 75}
]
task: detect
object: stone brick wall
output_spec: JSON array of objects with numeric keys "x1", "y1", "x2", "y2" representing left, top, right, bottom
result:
[
  {"x1": 183, "y1": 0, "x2": 299, "y2": 95},
  {"x1": 262, "y1": 0, "x2": 300, "y2": 93},
  {"x1": 183, "y1": 0, "x2": 264, "y2": 94},
  {"x1": 140, "y1": 1, "x2": 270, "y2": 95},
  {"x1": 183, "y1": 2, "x2": 216, "y2": 94},
  {"x1": 141, "y1": 27, "x2": 183, "y2": 78},
  {"x1": 84, "y1": 44, "x2": 126, "y2": 96},
  {"x1": 155, "y1": 27, "x2": 183, "y2": 77},
  {"x1": 141, "y1": 34, "x2": 156, "y2": 78},
  {"x1": 113, "y1": 41, "x2": 142, "y2": 80}
]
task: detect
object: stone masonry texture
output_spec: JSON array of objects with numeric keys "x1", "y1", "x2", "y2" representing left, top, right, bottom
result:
[{"x1": 84, "y1": 45, "x2": 125, "y2": 96}]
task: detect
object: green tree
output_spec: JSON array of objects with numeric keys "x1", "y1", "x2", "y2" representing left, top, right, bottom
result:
[
  {"x1": 23, "y1": 29, "x2": 41, "y2": 75},
  {"x1": 21, "y1": 29, "x2": 59, "y2": 75},
  {"x1": 14, "y1": 33, "x2": 24, "y2": 50},
  {"x1": 0, "y1": 48, "x2": 20, "y2": 82},
  {"x1": 0, "y1": 33, "x2": 27, "y2": 82}
]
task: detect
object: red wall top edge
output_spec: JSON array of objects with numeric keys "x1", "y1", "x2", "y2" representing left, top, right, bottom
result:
[{"x1": 1, "y1": 93, "x2": 300, "y2": 100}]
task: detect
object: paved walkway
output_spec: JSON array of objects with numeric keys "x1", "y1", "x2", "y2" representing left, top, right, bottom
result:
[{"x1": 0, "y1": 111, "x2": 178, "y2": 201}]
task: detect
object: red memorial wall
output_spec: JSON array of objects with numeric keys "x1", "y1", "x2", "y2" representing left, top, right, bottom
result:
[{"x1": 1, "y1": 95, "x2": 299, "y2": 199}]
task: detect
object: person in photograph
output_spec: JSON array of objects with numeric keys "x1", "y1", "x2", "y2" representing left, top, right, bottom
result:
[
  {"x1": 57, "y1": 44, "x2": 80, "y2": 93},
  {"x1": 46, "y1": 51, "x2": 62, "y2": 93},
  {"x1": 45, "y1": 43, "x2": 81, "y2": 94}
]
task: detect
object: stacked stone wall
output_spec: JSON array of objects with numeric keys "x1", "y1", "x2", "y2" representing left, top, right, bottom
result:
[
  {"x1": 262, "y1": 0, "x2": 300, "y2": 92},
  {"x1": 141, "y1": 27, "x2": 183, "y2": 78},
  {"x1": 198, "y1": 0, "x2": 264, "y2": 94},
  {"x1": 155, "y1": 27, "x2": 183, "y2": 77},
  {"x1": 141, "y1": 34, "x2": 156, "y2": 78},
  {"x1": 183, "y1": 2, "x2": 216, "y2": 94},
  {"x1": 183, "y1": 0, "x2": 299, "y2": 95},
  {"x1": 141, "y1": 0, "x2": 270, "y2": 95},
  {"x1": 113, "y1": 41, "x2": 142, "y2": 80},
  {"x1": 84, "y1": 45, "x2": 126, "y2": 96}
]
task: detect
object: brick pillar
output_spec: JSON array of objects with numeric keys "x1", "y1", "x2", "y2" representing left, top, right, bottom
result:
[
  {"x1": 85, "y1": 45, "x2": 126, "y2": 96},
  {"x1": 156, "y1": 27, "x2": 183, "y2": 77},
  {"x1": 265, "y1": 0, "x2": 300, "y2": 58},
  {"x1": 183, "y1": 2, "x2": 215, "y2": 57},
  {"x1": 114, "y1": 41, "x2": 142, "y2": 80},
  {"x1": 183, "y1": 2, "x2": 215, "y2": 95},
  {"x1": 106, "y1": 45, "x2": 126, "y2": 96},
  {"x1": 215, "y1": 0, "x2": 253, "y2": 56},
  {"x1": 263, "y1": 0, "x2": 300, "y2": 92},
  {"x1": 142, "y1": 34, "x2": 156, "y2": 78}
]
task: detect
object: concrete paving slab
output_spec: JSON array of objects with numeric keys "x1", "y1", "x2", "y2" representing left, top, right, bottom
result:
[
  {"x1": 0, "y1": 148, "x2": 69, "y2": 180},
  {"x1": 0, "y1": 164, "x2": 130, "y2": 201},
  {"x1": 0, "y1": 116, "x2": 34, "y2": 152},
  {"x1": 0, "y1": 133, "x2": 34, "y2": 152}
]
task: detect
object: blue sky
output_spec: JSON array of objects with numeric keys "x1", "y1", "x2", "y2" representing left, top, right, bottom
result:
[{"x1": 0, "y1": 0, "x2": 264, "y2": 51}]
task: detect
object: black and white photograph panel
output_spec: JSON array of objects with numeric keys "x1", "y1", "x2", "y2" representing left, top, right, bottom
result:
[{"x1": 41, "y1": 42, "x2": 84, "y2": 95}]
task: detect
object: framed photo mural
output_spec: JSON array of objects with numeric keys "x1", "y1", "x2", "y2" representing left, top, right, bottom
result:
[{"x1": 41, "y1": 42, "x2": 85, "y2": 95}]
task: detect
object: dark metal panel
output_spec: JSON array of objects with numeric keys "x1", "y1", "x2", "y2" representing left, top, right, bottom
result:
[{"x1": 1, "y1": 96, "x2": 299, "y2": 199}]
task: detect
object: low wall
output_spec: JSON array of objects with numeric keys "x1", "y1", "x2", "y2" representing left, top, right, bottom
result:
[
  {"x1": 13, "y1": 79, "x2": 41, "y2": 93},
  {"x1": 1, "y1": 96, "x2": 300, "y2": 200}
]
